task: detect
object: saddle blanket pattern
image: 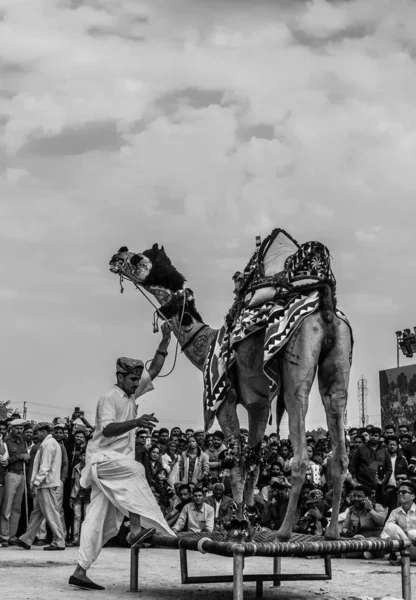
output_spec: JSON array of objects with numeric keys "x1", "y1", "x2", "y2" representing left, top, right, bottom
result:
[{"x1": 203, "y1": 291, "x2": 350, "y2": 429}]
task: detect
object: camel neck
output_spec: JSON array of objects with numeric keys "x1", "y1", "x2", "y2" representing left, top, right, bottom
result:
[{"x1": 144, "y1": 286, "x2": 218, "y2": 372}]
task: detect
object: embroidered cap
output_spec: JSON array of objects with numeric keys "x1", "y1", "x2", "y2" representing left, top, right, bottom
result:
[{"x1": 116, "y1": 357, "x2": 144, "y2": 376}]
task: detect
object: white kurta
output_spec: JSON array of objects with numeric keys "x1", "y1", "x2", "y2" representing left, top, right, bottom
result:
[{"x1": 78, "y1": 372, "x2": 174, "y2": 570}]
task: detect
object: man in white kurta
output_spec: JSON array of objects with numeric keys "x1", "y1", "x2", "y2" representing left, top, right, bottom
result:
[{"x1": 69, "y1": 324, "x2": 175, "y2": 591}]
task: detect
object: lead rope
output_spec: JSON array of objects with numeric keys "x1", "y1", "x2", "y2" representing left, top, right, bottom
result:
[{"x1": 119, "y1": 274, "x2": 186, "y2": 379}]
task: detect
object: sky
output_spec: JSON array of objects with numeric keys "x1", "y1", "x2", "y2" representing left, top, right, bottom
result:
[{"x1": 1, "y1": 0, "x2": 416, "y2": 435}]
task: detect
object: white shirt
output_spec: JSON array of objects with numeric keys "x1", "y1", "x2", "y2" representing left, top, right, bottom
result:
[
  {"x1": 86, "y1": 370, "x2": 154, "y2": 460},
  {"x1": 388, "y1": 455, "x2": 397, "y2": 487},
  {"x1": 32, "y1": 434, "x2": 62, "y2": 488}
]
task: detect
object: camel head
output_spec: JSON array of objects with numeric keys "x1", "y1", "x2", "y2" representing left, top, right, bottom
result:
[{"x1": 109, "y1": 243, "x2": 186, "y2": 292}]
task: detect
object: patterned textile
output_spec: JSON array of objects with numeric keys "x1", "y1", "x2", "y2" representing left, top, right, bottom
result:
[{"x1": 203, "y1": 291, "x2": 351, "y2": 429}]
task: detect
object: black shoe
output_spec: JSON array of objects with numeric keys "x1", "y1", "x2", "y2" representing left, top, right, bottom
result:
[
  {"x1": 9, "y1": 538, "x2": 31, "y2": 550},
  {"x1": 43, "y1": 545, "x2": 65, "y2": 551},
  {"x1": 68, "y1": 575, "x2": 105, "y2": 590},
  {"x1": 34, "y1": 539, "x2": 48, "y2": 547}
]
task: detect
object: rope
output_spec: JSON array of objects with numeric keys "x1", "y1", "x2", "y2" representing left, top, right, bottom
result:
[{"x1": 120, "y1": 274, "x2": 186, "y2": 379}]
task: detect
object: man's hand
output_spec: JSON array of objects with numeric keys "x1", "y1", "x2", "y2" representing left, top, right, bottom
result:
[
  {"x1": 136, "y1": 413, "x2": 159, "y2": 430},
  {"x1": 161, "y1": 321, "x2": 172, "y2": 341},
  {"x1": 30, "y1": 484, "x2": 38, "y2": 497},
  {"x1": 364, "y1": 497, "x2": 373, "y2": 511},
  {"x1": 20, "y1": 454, "x2": 31, "y2": 462}
]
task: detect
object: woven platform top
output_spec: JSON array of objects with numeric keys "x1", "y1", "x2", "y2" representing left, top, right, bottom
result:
[{"x1": 151, "y1": 530, "x2": 411, "y2": 557}]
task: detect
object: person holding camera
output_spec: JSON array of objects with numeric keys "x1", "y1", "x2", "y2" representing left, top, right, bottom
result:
[
  {"x1": 341, "y1": 485, "x2": 387, "y2": 539},
  {"x1": 69, "y1": 321, "x2": 175, "y2": 591}
]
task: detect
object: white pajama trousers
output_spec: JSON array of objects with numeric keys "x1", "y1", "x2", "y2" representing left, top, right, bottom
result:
[
  {"x1": 78, "y1": 453, "x2": 174, "y2": 570},
  {"x1": 381, "y1": 522, "x2": 416, "y2": 543}
]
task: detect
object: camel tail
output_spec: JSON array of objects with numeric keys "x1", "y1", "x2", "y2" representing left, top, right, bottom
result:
[{"x1": 320, "y1": 284, "x2": 337, "y2": 324}]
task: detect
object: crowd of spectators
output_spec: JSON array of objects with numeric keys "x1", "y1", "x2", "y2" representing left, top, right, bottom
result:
[{"x1": 1, "y1": 411, "x2": 416, "y2": 565}]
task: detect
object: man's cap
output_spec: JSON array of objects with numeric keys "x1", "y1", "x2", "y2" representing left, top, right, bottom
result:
[
  {"x1": 116, "y1": 357, "x2": 144, "y2": 376},
  {"x1": 194, "y1": 428, "x2": 205, "y2": 435},
  {"x1": 33, "y1": 422, "x2": 51, "y2": 433},
  {"x1": 10, "y1": 419, "x2": 26, "y2": 427}
]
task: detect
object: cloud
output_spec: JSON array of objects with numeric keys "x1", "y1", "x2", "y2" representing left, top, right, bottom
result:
[{"x1": 1, "y1": 0, "x2": 416, "y2": 427}]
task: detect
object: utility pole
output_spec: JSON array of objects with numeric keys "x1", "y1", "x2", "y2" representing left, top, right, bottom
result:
[
  {"x1": 357, "y1": 375, "x2": 368, "y2": 428},
  {"x1": 23, "y1": 401, "x2": 27, "y2": 420}
]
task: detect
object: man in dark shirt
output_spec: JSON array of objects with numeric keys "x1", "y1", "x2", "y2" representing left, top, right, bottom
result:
[
  {"x1": 135, "y1": 429, "x2": 149, "y2": 464},
  {"x1": 0, "y1": 419, "x2": 30, "y2": 543},
  {"x1": 350, "y1": 427, "x2": 392, "y2": 503}
]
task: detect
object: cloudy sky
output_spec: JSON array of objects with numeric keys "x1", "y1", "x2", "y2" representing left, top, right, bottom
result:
[{"x1": 1, "y1": 0, "x2": 415, "y2": 434}]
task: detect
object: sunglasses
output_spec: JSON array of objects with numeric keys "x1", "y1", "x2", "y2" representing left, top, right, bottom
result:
[{"x1": 398, "y1": 490, "x2": 412, "y2": 496}]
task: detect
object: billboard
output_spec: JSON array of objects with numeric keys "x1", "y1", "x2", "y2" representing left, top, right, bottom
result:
[{"x1": 379, "y1": 364, "x2": 416, "y2": 429}]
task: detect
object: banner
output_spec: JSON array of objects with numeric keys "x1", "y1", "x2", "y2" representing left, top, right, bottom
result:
[{"x1": 379, "y1": 364, "x2": 416, "y2": 429}]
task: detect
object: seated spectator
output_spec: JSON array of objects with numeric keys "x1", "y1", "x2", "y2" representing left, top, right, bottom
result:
[
  {"x1": 381, "y1": 480, "x2": 416, "y2": 552},
  {"x1": 293, "y1": 489, "x2": 328, "y2": 536},
  {"x1": 261, "y1": 463, "x2": 290, "y2": 502},
  {"x1": 204, "y1": 483, "x2": 233, "y2": 531},
  {"x1": 165, "y1": 483, "x2": 192, "y2": 527},
  {"x1": 341, "y1": 485, "x2": 387, "y2": 539},
  {"x1": 325, "y1": 479, "x2": 355, "y2": 522},
  {"x1": 172, "y1": 488, "x2": 215, "y2": 534},
  {"x1": 143, "y1": 444, "x2": 163, "y2": 488}
]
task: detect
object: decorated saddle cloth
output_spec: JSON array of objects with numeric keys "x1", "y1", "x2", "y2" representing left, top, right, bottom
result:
[{"x1": 203, "y1": 292, "x2": 350, "y2": 429}]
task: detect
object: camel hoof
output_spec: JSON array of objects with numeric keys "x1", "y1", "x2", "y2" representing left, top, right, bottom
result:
[
  {"x1": 324, "y1": 530, "x2": 340, "y2": 541},
  {"x1": 273, "y1": 531, "x2": 291, "y2": 542}
]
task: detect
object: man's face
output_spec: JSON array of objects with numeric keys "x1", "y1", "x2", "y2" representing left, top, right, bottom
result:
[
  {"x1": 136, "y1": 433, "x2": 147, "y2": 446},
  {"x1": 74, "y1": 433, "x2": 86, "y2": 446},
  {"x1": 118, "y1": 371, "x2": 142, "y2": 396},
  {"x1": 398, "y1": 487, "x2": 415, "y2": 507},
  {"x1": 0, "y1": 424, "x2": 7, "y2": 438},
  {"x1": 53, "y1": 428, "x2": 64, "y2": 442},
  {"x1": 401, "y1": 437, "x2": 411, "y2": 449},
  {"x1": 351, "y1": 490, "x2": 366, "y2": 507},
  {"x1": 369, "y1": 432, "x2": 380, "y2": 445},
  {"x1": 387, "y1": 440, "x2": 398, "y2": 455},
  {"x1": 354, "y1": 436, "x2": 364, "y2": 447},
  {"x1": 195, "y1": 433, "x2": 205, "y2": 446},
  {"x1": 186, "y1": 430, "x2": 194, "y2": 439},
  {"x1": 33, "y1": 430, "x2": 41, "y2": 443},
  {"x1": 11, "y1": 425, "x2": 24, "y2": 438},
  {"x1": 192, "y1": 491, "x2": 204, "y2": 507},
  {"x1": 159, "y1": 432, "x2": 169, "y2": 444},
  {"x1": 24, "y1": 428, "x2": 33, "y2": 443},
  {"x1": 269, "y1": 445, "x2": 278, "y2": 454},
  {"x1": 213, "y1": 436, "x2": 223, "y2": 449},
  {"x1": 171, "y1": 428, "x2": 181, "y2": 437},
  {"x1": 385, "y1": 428, "x2": 394, "y2": 437},
  {"x1": 399, "y1": 426, "x2": 409, "y2": 436},
  {"x1": 213, "y1": 485, "x2": 224, "y2": 500},
  {"x1": 179, "y1": 488, "x2": 190, "y2": 501}
]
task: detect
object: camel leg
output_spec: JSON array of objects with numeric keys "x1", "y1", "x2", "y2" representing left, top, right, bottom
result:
[
  {"x1": 318, "y1": 324, "x2": 351, "y2": 540},
  {"x1": 244, "y1": 403, "x2": 270, "y2": 506},
  {"x1": 216, "y1": 382, "x2": 245, "y2": 506},
  {"x1": 275, "y1": 325, "x2": 320, "y2": 541}
]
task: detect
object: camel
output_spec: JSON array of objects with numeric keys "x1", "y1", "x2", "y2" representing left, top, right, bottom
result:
[{"x1": 109, "y1": 234, "x2": 353, "y2": 541}]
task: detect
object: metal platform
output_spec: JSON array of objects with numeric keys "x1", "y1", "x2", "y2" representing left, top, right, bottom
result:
[{"x1": 130, "y1": 531, "x2": 412, "y2": 600}]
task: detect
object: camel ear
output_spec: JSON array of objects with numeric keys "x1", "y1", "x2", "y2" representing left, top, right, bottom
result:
[
  {"x1": 152, "y1": 243, "x2": 159, "y2": 251},
  {"x1": 118, "y1": 246, "x2": 129, "y2": 253}
]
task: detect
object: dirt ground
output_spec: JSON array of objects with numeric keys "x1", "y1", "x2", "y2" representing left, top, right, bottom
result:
[{"x1": 0, "y1": 544, "x2": 411, "y2": 600}]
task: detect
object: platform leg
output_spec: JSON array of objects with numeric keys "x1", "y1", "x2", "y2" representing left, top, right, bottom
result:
[
  {"x1": 233, "y1": 551, "x2": 244, "y2": 600},
  {"x1": 324, "y1": 555, "x2": 332, "y2": 578},
  {"x1": 273, "y1": 556, "x2": 281, "y2": 587},
  {"x1": 130, "y1": 547, "x2": 139, "y2": 592},
  {"x1": 401, "y1": 548, "x2": 411, "y2": 600},
  {"x1": 255, "y1": 580, "x2": 263, "y2": 597},
  {"x1": 180, "y1": 548, "x2": 188, "y2": 584}
]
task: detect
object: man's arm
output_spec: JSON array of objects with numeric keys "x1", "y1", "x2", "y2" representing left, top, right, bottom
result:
[
  {"x1": 205, "y1": 505, "x2": 215, "y2": 533},
  {"x1": 147, "y1": 321, "x2": 172, "y2": 381},
  {"x1": 172, "y1": 505, "x2": 189, "y2": 533},
  {"x1": 32, "y1": 444, "x2": 53, "y2": 488},
  {"x1": 370, "y1": 503, "x2": 388, "y2": 526},
  {"x1": 103, "y1": 414, "x2": 158, "y2": 438}
]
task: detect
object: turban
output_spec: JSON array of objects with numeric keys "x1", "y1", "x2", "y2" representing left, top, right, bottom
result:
[
  {"x1": 10, "y1": 419, "x2": 26, "y2": 427},
  {"x1": 116, "y1": 357, "x2": 144, "y2": 376}
]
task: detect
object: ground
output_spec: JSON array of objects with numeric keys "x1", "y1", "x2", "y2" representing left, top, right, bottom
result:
[{"x1": 0, "y1": 545, "x2": 411, "y2": 600}]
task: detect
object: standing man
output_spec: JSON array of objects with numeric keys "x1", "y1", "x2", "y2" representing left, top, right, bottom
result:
[
  {"x1": 53, "y1": 423, "x2": 69, "y2": 540},
  {"x1": 13, "y1": 422, "x2": 65, "y2": 551},
  {"x1": 0, "y1": 419, "x2": 30, "y2": 544},
  {"x1": 69, "y1": 322, "x2": 175, "y2": 591},
  {"x1": 350, "y1": 427, "x2": 392, "y2": 502}
]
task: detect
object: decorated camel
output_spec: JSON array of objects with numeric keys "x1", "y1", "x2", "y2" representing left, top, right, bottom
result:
[{"x1": 109, "y1": 229, "x2": 353, "y2": 541}]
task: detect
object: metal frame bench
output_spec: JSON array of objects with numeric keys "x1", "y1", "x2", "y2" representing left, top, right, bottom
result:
[{"x1": 130, "y1": 531, "x2": 412, "y2": 600}]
